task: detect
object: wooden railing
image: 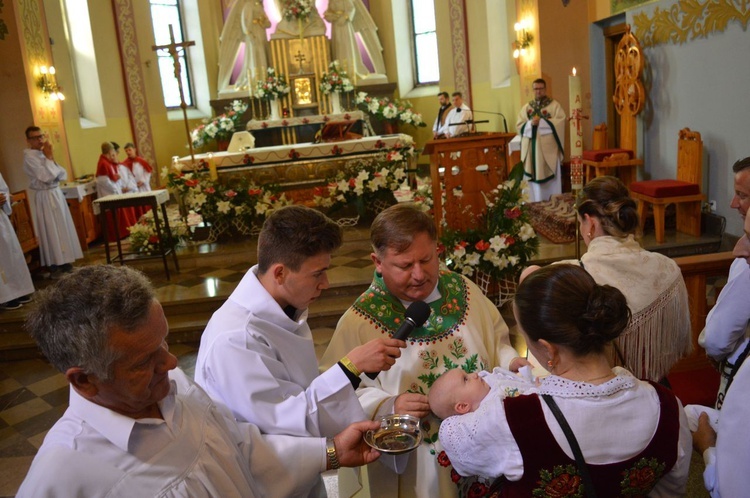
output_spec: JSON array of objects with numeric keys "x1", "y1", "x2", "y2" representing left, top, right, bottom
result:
[{"x1": 670, "y1": 251, "x2": 735, "y2": 372}]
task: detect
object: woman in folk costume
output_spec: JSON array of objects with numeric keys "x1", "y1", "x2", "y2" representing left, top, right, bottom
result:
[
  {"x1": 439, "y1": 264, "x2": 691, "y2": 496},
  {"x1": 560, "y1": 176, "x2": 691, "y2": 381},
  {"x1": 95, "y1": 142, "x2": 137, "y2": 241}
]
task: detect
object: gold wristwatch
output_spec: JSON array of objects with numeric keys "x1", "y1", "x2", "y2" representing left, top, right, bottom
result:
[{"x1": 326, "y1": 437, "x2": 340, "y2": 470}]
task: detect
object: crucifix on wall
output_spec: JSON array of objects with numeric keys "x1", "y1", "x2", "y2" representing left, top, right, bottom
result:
[
  {"x1": 152, "y1": 25, "x2": 196, "y2": 165},
  {"x1": 294, "y1": 50, "x2": 307, "y2": 75}
]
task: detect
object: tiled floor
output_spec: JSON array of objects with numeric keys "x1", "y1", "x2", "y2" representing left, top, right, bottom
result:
[{"x1": 0, "y1": 217, "x2": 714, "y2": 496}]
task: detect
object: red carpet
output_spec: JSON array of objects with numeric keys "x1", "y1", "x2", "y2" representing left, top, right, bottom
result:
[{"x1": 667, "y1": 366, "x2": 721, "y2": 407}]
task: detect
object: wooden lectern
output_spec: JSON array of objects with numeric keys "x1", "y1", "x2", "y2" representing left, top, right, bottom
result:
[{"x1": 424, "y1": 133, "x2": 517, "y2": 235}]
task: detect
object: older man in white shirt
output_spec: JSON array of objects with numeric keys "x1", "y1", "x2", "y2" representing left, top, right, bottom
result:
[
  {"x1": 439, "y1": 92, "x2": 473, "y2": 138},
  {"x1": 18, "y1": 265, "x2": 381, "y2": 498}
]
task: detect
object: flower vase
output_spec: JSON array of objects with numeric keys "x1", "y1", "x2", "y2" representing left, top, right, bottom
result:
[
  {"x1": 382, "y1": 120, "x2": 398, "y2": 135},
  {"x1": 269, "y1": 98, "x2": 281, "y2": 121},
  {"x1": 216, "y1": 139, "x2": 230, "y2": 152},
  {"x1": 331, "y1": 92, "x2": 342, "y2": 114}
]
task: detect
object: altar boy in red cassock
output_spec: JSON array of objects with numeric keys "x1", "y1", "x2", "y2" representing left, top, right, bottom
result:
[{"x1": 95, "y1": 142, "x2": 137, "y2": 241}]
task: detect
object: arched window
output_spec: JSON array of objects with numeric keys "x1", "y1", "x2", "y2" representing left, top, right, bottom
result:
[
  {"x1": 410, "y1": 0, "x2": 439, "y2": 86},
  {"x1": 149, "y1": 0, "x2": 194, "y2": 108}
]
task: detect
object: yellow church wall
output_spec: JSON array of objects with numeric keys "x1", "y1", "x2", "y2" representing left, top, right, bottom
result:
[{"x1": 0, "y1": 0, "x2": 37, "y2": 193}]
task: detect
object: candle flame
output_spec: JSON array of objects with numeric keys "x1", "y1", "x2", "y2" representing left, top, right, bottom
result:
[{"x1": 572, "y1": 67, "x2": 577, "y2": 76}]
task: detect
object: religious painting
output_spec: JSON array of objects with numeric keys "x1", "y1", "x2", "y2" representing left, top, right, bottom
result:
[{"x1": 612, "y1": 0, "x2": 660, "y2": 14}]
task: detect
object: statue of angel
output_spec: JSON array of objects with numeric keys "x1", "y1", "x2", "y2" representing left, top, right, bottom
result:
[
  {"x1": 217, "y1": 0, "x2": 271, "y2": 95},
  {"x1": 324, "y1": 0, "x2": 386, "y2": 81}
]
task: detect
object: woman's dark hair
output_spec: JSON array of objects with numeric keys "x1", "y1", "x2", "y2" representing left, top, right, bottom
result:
[
  {"x1": 576, "y1": 176, "x2": 639, "y2": 237},
  {"x1": 515, "y1": 264, "x2": 631, "y2": 356}
]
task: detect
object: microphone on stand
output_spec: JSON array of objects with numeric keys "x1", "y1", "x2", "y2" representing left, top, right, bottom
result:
[
  {"x1": 473, "y1": 110, "x2": 509, "y2": 133},
  {"x1": 366, "y1": 300, "x2": 431, "y2": 379}
]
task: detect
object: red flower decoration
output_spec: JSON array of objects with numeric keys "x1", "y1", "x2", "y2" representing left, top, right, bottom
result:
[
  {"x1": 224, "y1": 190, "x2": 237, "y2": 198},
  {"x1": 437, "y1": 243, "x2": 446, "y2": 255},
  {"x1": 247, "y1": 188, "x2": 262, "y2": 196},
  {"x1": 261, "y1": 122, "x2": 269, "y2": 128},
  {"x1": 475, "y1": 240, "x2": 490, "y2": 251},
  {"x1": 148, "y1": 235, "x2": 159, "y2": 244},
  {"x1": 243, "y1": 154, "x2": 255, "y2": 164},
  {"x1": 437, "y1": 451, "x2": 451, "y2": 467},
  {"x1": 467, "y1": 482, "x2": 489, "y2": 498},
  {"x1": 184, "y1": 179, "x2": 199, "y2": 188},
  {"x1": 288, "y1": 149, "x2": 300, "y2": 160},
  {"x1": 323, "y1": 115, "x2": 330, "y2": 122},
  {"x1": 504, "y1": 207, "x2": 521, "y2": 219},
  {"x1": 505, "y1": 236, "x2": 516, "y2": 245},
  {"x1": 302, "y1": 117, "x2": 310, "y2": 124},
  {"x1": 344, "y1": 113, "x2": 351, "y2": 120},
  {"x1": 198, "y1": 159, "x2": 208, "y2": 170},
  {"x1": 205, "y1": 187, "x2": 216, "y2": 194},
  {"x1": 348, "y1": 178, "x2": 357, "y2": 188},
  {"x1": 375, "y1": 140, "x2": 386, "y2": 149},
  {"x1": 282, "y1": 119, "x2": 289, "y2": 126},
  {"x1": 450, "y1": 469, "x2": 461, "y2": 483},
  {"x1": 331, "y1": 145, "x2": 343, "y2": 156}
]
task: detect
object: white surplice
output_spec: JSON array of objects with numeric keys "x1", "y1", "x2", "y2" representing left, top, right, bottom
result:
[
  {"x1": 439, "y1": 104, "x2": 473, "y2": 138},
  {"x1": 320, "y1": 271, "x2": 518, "y2": 498},
  {"x1": 0, "y1": 173, "x2": 34, "y2": 303},
  {"x1": 22, "y1": 149, "x2": 83, "y2": 266},
  {"x1": 117, "y1": 163, "x2": 138, "y2": 193},
  {"x1": 17, "y1": 368, "x2": 327, "y2": 498}
]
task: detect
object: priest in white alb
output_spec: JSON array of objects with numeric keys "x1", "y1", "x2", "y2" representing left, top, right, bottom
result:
[
  {"x1": 22, "y1": 126, "x2": 82, "y2": 275},
  {"x1": 0, "y1": 172, "x2": 35, "y2": 310},
  {"x1": 516, "y1": 78, "x2": 566, "y2": 202}
]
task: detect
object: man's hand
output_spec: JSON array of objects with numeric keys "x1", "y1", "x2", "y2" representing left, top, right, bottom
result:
[
  {"x1": 394, "y1": 392, "x2": 430, "y2": 419},
  {"x1": 347, "y1": 338, "x2": 406, "y2": 374},
  {"x1": 509, "y1": 357, "x2": 532, "y2": 372},
  {"x1": 531, "y1": 116, "x2": 540, "y2": 127},
  {"x1": 42, "y1": 140, "x2": 54, "y2": 160},
  {"x1": 333, "y1": 420, "x2": 381, "y2": 468},
  {"x1": 0, "y1": 192, "x2": 7, "y2": 207},
  {"x1": 692, "y1": 412, "x2": 717, "y2": 455}
]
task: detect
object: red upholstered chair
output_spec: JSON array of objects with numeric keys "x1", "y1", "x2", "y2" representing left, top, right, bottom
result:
[
  {"x1": 582, "y1": 123, "x2": 643, "y2": 187},
  {"x1": 629, "y1": 128, "x2": 705, "y2": 243}
]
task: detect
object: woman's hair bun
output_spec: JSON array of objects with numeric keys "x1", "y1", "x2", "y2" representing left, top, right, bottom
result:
[{"x1": 577, "y1": 284, "x2": 631, "y2": 344}]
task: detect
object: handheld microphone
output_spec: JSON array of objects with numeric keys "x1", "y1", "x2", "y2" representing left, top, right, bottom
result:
[{"x1": 366, "y1": 300, "x2": 431, "y2": 379}]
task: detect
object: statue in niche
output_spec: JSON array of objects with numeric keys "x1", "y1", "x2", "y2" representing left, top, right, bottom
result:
[
  {"x1": 218, "y1": 0, "x2": 271, "y2": 95},
  {"x1": 324, "y1": 0, "x2": 386, "y2": 81},
  {"x1": 271, "y1": 0, "x2": 326, "y2": 40}
]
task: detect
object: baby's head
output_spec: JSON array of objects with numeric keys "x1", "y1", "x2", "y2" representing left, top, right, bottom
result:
[{"x1": 428, "y1": 368, "x2": 491, "y2": 419}]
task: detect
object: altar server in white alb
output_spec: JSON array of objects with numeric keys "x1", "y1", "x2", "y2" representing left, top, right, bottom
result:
[
  {"x1": 18, "y1": 265, "x2": 382, "y2": 498},
  {"x1": 439, "y1": 92, "x2": 473, "y2": 138},
  {"x1": 22, "y1": 126, "x2": 82, "y2": 274},
  {"x1": 516, "y1": 78, "x2": 566, "y2": 202},
  {"x1": 0, "y1": 172, "x2": 35, "y2": 310},
  {"x1": 195, "y1": 206, "x2": 405, "y2": 496}
]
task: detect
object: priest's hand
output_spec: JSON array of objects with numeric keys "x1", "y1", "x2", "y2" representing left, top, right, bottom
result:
[
  {"x1": 347, "y1": 338, "x2": 406, "y2": 374},
  {"x1": 0, "y1": 192, "x2": 6, "y2": 207},
  {"x1": 394, "y1": 392, "x2": 430, "y2": 419},
  {"x1": 509, "y1": 357, "x2": 532, "y2": 372},
  {"x1": 532, "y1": 116, "x2": 540, "y2": 127},
  {"x1": 692, "y1": 412, "x2": 717, "y2": 455},
  {"x1": 334, "y1": 420, "x2": 381, "y2": 468}
]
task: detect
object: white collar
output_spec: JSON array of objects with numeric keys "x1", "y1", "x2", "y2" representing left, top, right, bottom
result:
[{"x1": 538, "y1": 367, "x2": 637, "y2": 398}]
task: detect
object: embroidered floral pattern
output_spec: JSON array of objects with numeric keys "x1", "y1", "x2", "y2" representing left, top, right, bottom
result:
[
  {"x1": 533, "y1": 464, "x2": 584, "y2": 497},
  {"x1": 620, "y1": 457, "x2": 666, "y2": 496}
]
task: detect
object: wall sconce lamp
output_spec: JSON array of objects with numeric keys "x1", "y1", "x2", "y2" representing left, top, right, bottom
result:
[
  {"x1": 512, "y1": 20, "x2": 534, "y2": 59},
  {"x1": 37, "y1": 66, "x2": 65, "y2": 101}
]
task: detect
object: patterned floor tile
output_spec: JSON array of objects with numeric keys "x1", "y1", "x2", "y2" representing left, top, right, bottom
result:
[
  {"x1": 0, "y1": 390, "x2": 37, "y2": 413},
  {"x1": 0, "y1": 398, "x2": 53, "y2": 426}
]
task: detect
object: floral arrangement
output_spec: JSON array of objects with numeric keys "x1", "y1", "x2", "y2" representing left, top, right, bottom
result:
[
  {"x1": 439, "y1": 162, "x2": 539, "y2": 282},
  {"x1": 128, "y1": 210, "x2": 189, "y2": 255},
  {"x1": 314, "y1": 138, "x2": 419, "y2": 216},
  {"x1": 354, "y1": 92, "x2": 426, "y2": 127},
  {"x1": 281, "y1": 0, "x2": 314, "y2": 21},
  {"x1": 254, "y1": 67, "x2": 290, "y2": 101},
  {"x1": 191, "y1": 100, "x2": 248, "y2": 149},
  {"x1": 163, "y1": 166, "x2": 291, "y2": 232},
  {"x1": 319, "y1": 60, "x2": 354, "y2": 95}
]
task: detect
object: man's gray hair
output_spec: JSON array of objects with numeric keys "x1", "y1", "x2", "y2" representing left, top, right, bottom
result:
[{"x1": 25, "y1": 266, "x2": 156, "y2": 381}]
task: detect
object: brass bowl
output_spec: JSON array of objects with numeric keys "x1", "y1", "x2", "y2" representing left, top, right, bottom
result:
[{"x1": 364, "y1": 414, "x2": 422, "y2": 455}]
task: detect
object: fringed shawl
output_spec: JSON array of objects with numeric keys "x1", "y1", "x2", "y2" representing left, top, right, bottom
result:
[{"x1": 559, "y1": 235, "x2": 692, "y2": 381}]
